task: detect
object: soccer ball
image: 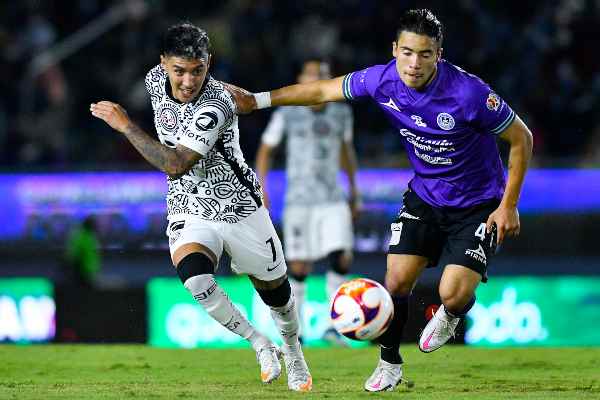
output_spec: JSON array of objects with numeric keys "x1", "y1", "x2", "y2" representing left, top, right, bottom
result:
[{"x1": 329, "y1": 278, "x2": 394, "y2": 341}]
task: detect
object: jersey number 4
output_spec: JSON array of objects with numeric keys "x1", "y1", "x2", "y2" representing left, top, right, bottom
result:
[{"x1": 474, "y1": 223, "x2": 486, "y2": 241}]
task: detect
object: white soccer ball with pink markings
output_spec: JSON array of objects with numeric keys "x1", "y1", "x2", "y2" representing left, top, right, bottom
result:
[{"x1": 329, "y1": 278, "x2": 394, "y2": 341}]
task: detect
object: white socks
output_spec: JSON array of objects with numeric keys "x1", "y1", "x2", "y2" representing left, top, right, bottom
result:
[
  {"x1": 289, "y1": 278, "x2": 306, "y2": 335},
  {"x1": 183, "y1": 274, "x2": 263, "y2": 349},
  {"x1": 269, "y1": 294, "x2": 300, "y2": 348}
]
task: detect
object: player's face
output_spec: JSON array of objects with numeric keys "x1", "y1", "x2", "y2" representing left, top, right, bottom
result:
[
  {"x1": 392, "y1": 31, "x2": 442, "y2": 90},
  {"x1": 161, "y1": 55, "x2": 210, "y2": 103},
  {"x1": 297, "y1": 61, "x2": 331, "y2": 84}
]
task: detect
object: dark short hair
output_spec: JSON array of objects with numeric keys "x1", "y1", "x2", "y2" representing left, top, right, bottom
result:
[
  {"x1": 396, "y1": 9, "x2": 444, "y2": 46},
  {"x1": 160, "y1": 23, "x2": 211, "y2": 60}
]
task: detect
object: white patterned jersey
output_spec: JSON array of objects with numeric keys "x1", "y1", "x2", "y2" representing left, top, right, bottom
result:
[
  {"x1": 145, "y1": 65, "x2": 262, "y2": 223},
  {"x1": 261, "y1": 103, "x2": 353, "y2": 205}
]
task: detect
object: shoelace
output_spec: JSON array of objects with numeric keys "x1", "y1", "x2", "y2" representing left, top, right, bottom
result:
[
  {"x1": 436, "y1": 318, "x2": 457, "y2": 338},
  {"x1": 257, "y1": 346, "x2": 277, "y2": 365}
]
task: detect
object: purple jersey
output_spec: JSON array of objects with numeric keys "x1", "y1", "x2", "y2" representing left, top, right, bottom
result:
[{"x1": 343, "y1": 59, "x2": 515, "y2": 208}]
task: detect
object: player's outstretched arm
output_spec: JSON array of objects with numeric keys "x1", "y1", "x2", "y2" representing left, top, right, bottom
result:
[
  {"x1": 90, "y1": 101, "x2": 201, "y2": 179},
  {"x1": 270, "y1": 75, "x2": 346, "y2": 106},
  {"x1": 226, "y1": 76, "x2": 346, "y2": 114},
  {"x1": 486, "y1": 115, "x2": 533, "y2": 244}
]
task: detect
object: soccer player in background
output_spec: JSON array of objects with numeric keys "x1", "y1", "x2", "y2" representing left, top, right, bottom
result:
[
  {"x1": 229, "y1": 9, "x2": 533, "y2": 392},
  {"x1": 90, "y1": 23, "x2": 312, "y2": 392},
  {"x1": 64, "y1": 216, "x2": 101, "y2": 288},
  {"x1": 255, "y1": 59, "x2": 360, "y2": 345}
]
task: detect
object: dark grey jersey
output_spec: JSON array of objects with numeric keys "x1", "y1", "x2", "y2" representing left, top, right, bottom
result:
[
  {"x1": 261, "y1": 103, "x2": 353, "y2": 205},
  {"x1": 145, "y1": 65, "x2": 262, "y2": 223}
]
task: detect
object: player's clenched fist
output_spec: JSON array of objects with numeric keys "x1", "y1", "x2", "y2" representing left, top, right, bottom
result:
[
  {"x1": 486, "y1": 205, "x2": 520, "y2": 246},
  {"x1": 90, "y1": 101, "x2": 132, "y2": 134}
]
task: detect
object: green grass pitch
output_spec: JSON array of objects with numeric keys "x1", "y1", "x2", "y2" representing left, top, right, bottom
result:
[{"x1": 0, "y1": 344, "x2": 598, "y2": 399}]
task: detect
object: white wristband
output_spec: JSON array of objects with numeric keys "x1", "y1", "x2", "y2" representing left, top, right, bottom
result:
[{"x1": 254, "y1": 92, "x2": 271, "y2": 109}]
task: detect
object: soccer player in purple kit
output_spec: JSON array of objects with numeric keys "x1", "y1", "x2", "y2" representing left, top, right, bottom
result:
[{"x1": 230, "y1": 8, "x2": 533, "y2": 392}]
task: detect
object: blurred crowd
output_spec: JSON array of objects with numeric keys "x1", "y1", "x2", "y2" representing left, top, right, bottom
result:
[{"x1": 1, "y1": 0, "x2": 599, "y2": 170}]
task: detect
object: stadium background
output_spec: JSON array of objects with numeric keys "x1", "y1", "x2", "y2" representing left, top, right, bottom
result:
[{"x1": 0, "y1": 0, "x2": 599, "y2": 350}]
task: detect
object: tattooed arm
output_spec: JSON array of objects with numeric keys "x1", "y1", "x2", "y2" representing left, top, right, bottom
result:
[
  {"x1": 90, "y1": 101, "x2": 201, "y2": 179},
  {"x1": 121, "y1": 122, "x2": 201, "y2": 178}
]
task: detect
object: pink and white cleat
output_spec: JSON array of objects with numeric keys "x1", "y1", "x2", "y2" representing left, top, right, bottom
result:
[
  {"x1": 364, "y1": 359, "x2": 403, "y2": 392},
  {"x1": 419, "y1": 304, "x2": 460, "y2": 353}
]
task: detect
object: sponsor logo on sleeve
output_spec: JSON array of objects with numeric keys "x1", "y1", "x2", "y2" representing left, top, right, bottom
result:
[
  {"x1": 486, "y1": 93, "x2": 501, "y2": 111},
  {"x1": 359, "y1": 68, "x2": 369, "y2": 83},
  {"x1": 195, "y1": 110, "x2": 219, "y2": 131}
]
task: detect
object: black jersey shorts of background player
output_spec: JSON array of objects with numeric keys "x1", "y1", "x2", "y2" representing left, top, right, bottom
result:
[{"x1": 388, "y1": 189, "x2": 499, "y2": 282}]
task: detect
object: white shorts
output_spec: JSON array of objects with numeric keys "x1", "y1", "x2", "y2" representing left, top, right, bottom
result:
[
  {"x1": 283, "y1": 202, "x2": 353, "y2": 262},
  {"x1": 166, "y1": 207, "x2": 287, "y2": 281}
]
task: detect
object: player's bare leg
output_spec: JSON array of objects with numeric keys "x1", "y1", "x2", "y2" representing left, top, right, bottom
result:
[
  {"x1": 251, "y1": 275, "x2": 312, "y2": 391},
  {"x1": 419, "y1": 265, "x2": 480, "y2": 352},
  {"x1": 365, "y1": 254, "x2": 426, "y2": 392}
]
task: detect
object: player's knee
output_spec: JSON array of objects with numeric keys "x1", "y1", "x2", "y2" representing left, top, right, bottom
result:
[
  {"x1": 256, "y1": 278, "x2": 291, "y2": 307},
  {"x1": 328, "y1": 250, "x2": 351, "y2": 274},
  {"x1": 385, "y1": 262, "x2": 418, "y2": 295},
  {"x1": 439, "y1": 286, "x2": 457, "y2": 306},
  {"x1": 176, "y1": 252, "x2": 215, "y2": 284},
  {"x1": 385, "y1": 273, "x2": 413, "y2": 296}
]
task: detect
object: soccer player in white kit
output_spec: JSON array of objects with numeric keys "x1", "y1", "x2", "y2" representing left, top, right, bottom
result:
[
  {"x1": 256, "y1": 59, "x2": 360, "y2": 344},
  {"x1": 90, "y1": 23, "x2": 311, "y2": 392}
]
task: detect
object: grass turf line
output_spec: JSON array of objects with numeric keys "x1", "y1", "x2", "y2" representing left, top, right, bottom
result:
[{"x1": 0, "y1": 344, "x2": 598, "y2": 399}]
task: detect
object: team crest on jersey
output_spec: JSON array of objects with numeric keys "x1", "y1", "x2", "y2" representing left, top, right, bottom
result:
[
  {"x1": 195, "y1": 111, "x2": 219, "y2": 131},
  {"x1": 436, "y1": 113, "x2": 455, "y2": 130},
  {"x1": 159, "y1": 106, "x2": 178, "y2": 132},
  {"x1": 411, "y1": 115, "x2": 427, "y2": 127},
  {"x1": 313, "y1": 118, "x2": 331, "y2": 136},
  {"x1": 486, "y1": 93, "x2": 501, "y2": 111}
]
